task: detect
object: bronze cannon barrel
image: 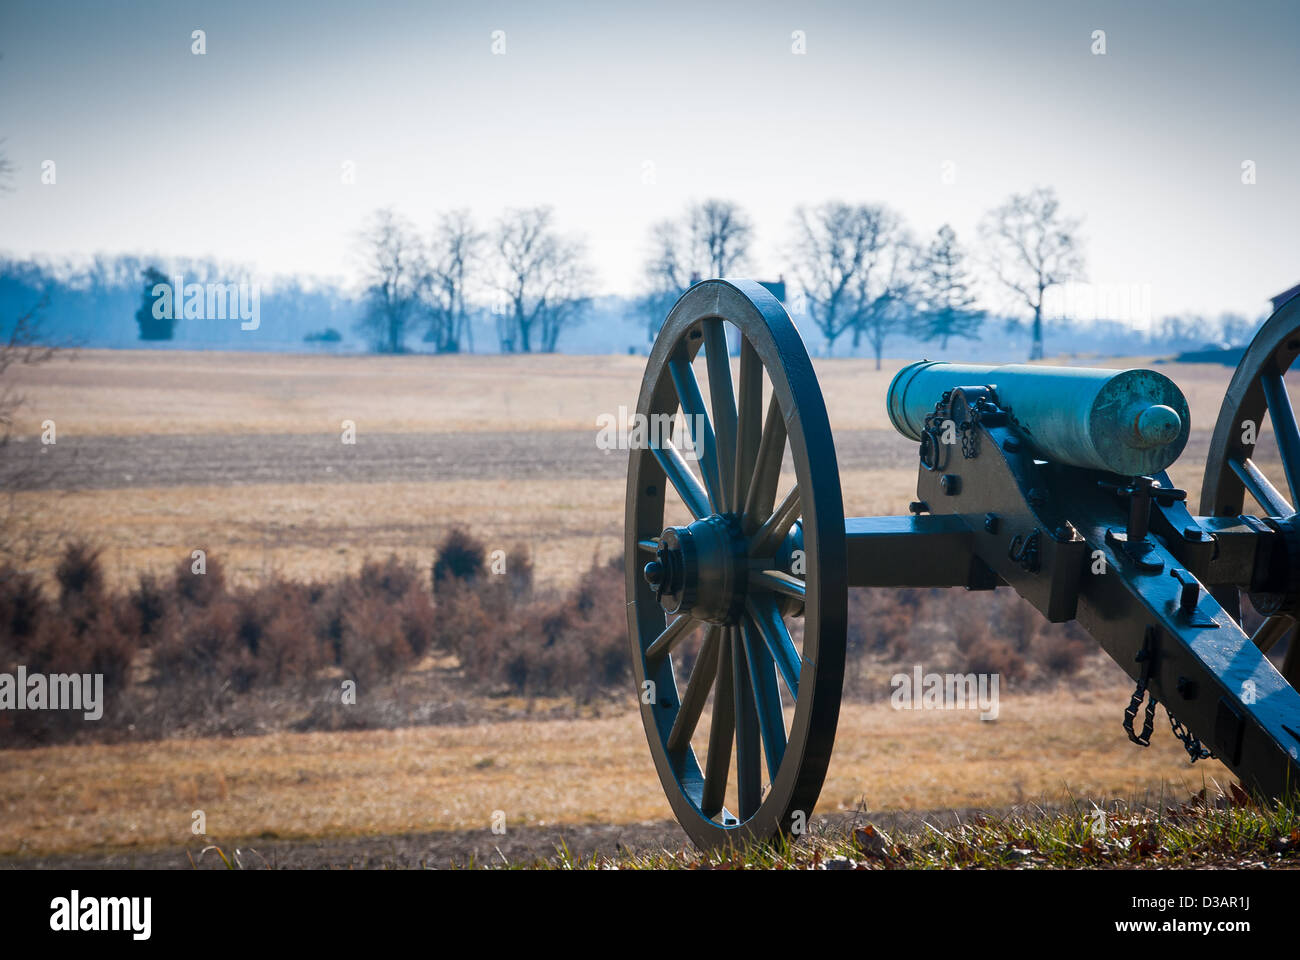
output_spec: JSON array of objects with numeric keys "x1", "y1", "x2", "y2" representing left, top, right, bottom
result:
[{"x1": 886, "y1": 360, "x2": 1190, "y2": 476}]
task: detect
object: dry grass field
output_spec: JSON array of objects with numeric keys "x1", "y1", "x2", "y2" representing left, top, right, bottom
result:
[
  {"x1": 0, "y1": 347, "x2": 1290, "y2": 862},
  {"x1": 0, "y1": 690, "x2": 1231, "y2": 857},
  {"x1": 3, "y1": 349, "x2": 1281, "y2": 591}
]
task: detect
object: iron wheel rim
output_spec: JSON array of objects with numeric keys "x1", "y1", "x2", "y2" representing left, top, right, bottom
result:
[
  {"x1": 1201, "y1": 294, "x2": 1300, "y2": 680},
  {"x1": 625, "y1": 278, "x2": 847, "y2": 850}
]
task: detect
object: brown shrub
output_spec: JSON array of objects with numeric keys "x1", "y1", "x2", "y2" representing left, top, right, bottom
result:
[
  {"x1": 504, "y1": 544, "x2": 534, "y2": 601},
  {"x1": 955, "y1": 618, "x2": 1027, "y2": 682},
  {"x1": 119, "y1": 572, "x2": 169, "y2": 643},
  {"x1": 338, "y1": 593, "x2": 417, "y2": 687},
  {"x1": 0, "y1": 564, "x2": 46, "y2": 642},
  {"x1": 430, "y1": 582, "x2": 493, "y2": 655},
  {"x1": 460, "y1": 559, "x2": 627, "y2": 699},
  {"x1": 55, "y1": 541, "x2": 104, "y2": 610},
  {"x1": 1036, "y1": 623, "x2": 1094, "y2": 675},
  {"x1": 396, "y1": 586, "x2": 438, "y2": 658},
  {"x1": 360, "y1": 554, "x2": 423, "y2": 601},
  {"x1": 171, "y1": 551, "x2": 226, "y2": 607},
  {"x1": 432, "y1": 527, "x2": 486, "y2": 591},
  {"x1": 154, "y1": 597, "x2": 240, "y2": 686}
]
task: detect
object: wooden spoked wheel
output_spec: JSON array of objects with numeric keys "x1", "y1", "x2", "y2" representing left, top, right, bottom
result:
[
  {"x1": 1201, "y1": 293, "x2": 1300, "y2": 686},
  {"x1": 625, "y1": 279, "x2": 847, "y2": 850}
]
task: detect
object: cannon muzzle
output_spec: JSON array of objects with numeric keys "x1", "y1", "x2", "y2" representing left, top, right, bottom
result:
[{"x1": 887, "y1": 360, "x2": 1190, "y2": 475}]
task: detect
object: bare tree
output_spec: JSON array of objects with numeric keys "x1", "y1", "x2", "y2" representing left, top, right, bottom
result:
[
  {"x1": 356, "y1": 208, "x2": 425, "y2": 354},
  {"x1": 495, "y1": 207, "x2": 591, "y2": 353},
  {"x1": 979, "y1": 187, "x2": 1085, "y2": 360},
  {"x1": 638, "y1": 220, "x2": 692, "y2": 343},
  {"x1": 1218, "y1": 312, "x2": 1257, "y2": 346},
  {"x1": 0, "y1": 297, "x2": 55, "y2": 443},
  {"x1": 0, "y1": 294, "x2": 61, "y2": 565},
  {"x1": 637, "y1": 200, "x2": 753, "y2": 343},
  {"x1": 788, "y1": 202, "x2": 878, "y2": 355},
  {"x1": 538, "y1": 251, "x2": 591, "y2": 353},
  {"x1": 689, "y1": 199, "x2": 753, "y2": 278},
  {"x1": 848, "y1": 206, "x2": 916, "y2": 370},
  {"x1": 1153, "y1": 313, "x2": 1207, "y2": 350},
  {"x1": 915, "y1": 224, "x2": 985, "y2": 349},
  {"x1": 422, "y1": 209, "x2": 483, "y2": 354}
]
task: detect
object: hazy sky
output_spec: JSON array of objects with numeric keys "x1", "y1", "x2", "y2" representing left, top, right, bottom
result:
[{"x1": 1, "y1": 0, "x2": 1297, "y2": 320}]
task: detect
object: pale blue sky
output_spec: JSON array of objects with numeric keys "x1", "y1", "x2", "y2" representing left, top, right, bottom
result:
[{"x1": 1, "y1": 0, "x2": 1297, "y2": 319}]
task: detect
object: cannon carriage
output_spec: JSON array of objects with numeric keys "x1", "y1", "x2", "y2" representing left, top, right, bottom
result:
[{"x1": 626, "y1": 278, "x2": 1300, "y2": 849}]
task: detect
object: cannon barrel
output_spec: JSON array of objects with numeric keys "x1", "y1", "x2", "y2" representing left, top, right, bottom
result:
[{"x1": 887, "y1": 360, "x2": 1191, "y2": 476}]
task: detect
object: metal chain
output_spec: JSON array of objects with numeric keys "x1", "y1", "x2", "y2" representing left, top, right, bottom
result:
[
  {"x1": 1122, "y1": 677, "x2": 1215, "y2": 761},
  {"x1": 960, "y1": 419, "x2": 979, "y2": 459},
  {"x1": 919, "y1": 395, "x2": 952, "y2": 472},
  {"x1": 1123, "y1": 678, "x2": 1157, "y2": 746},
  {"x1": 1168, "y1": 710, "x2": 1215, "y2": 762}
]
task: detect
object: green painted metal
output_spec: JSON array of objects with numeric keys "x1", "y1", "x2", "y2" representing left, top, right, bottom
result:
[{"x1": 887, "y1": 360, "x2": 1191, "y2": 476}]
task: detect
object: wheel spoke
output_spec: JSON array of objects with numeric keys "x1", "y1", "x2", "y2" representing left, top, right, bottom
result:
[
  {"x1": 668, "y1": 348, "x2": 724, "y2": 513},
  {"x1": 703, "y1": 319, "x2": 738, "y2": 512},
  {"x1": 751, "y1": 484, "x2": 801, "y2": 557},
  {"x1": 701, "y1": 633, "x2": 735, "y2": 819},
  {"x1": 733, "y1": 627, "x2": 762, "y2": 821},
  {"x1": 1229, "y1": 456, "x2": 1294, "y2": 518},
  {"x1": 645, "y1": 613, "x2": 696, "y2": 660},
  {"x1": 1252, "y1": 614, "x2": 1294, "y2": 654},
  {"x1": 1260, "y1": 369, "x2": 1300, "y2": 506},
  {"x1": 734, "y1": 337, "x2": 763, "y2": 509},
  {"x1": 651, "y1": 439, "x2": 711, "y2": 520},
  {"x1": 746, "y1": 594, "x2": 801, "y2": 700},
  {"x1": 743, "y1": 393, "x2": 786, "y2": 534},
  {"x1": 752, "y1": 570, "x2": 806, "y2": 600},
  {"x1": 667, "y1": 625, "x2": 721, "y2": 752},
  {"x1": 741, "y1": 616, "x2": 786, "y2": 783}
]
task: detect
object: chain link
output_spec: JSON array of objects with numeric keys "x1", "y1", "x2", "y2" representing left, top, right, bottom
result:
[
  {"x1": 959, "y1": 419, "x2": 979, "y2": 459},
  {"x1": 1123, "y1": 678, "x2": 1157, "y2": 746},
  {"x1": 1168, "y1": 710, "x2": 1215, "y2": 762},
  {"x1": 1122, "y1": 678, "x2": 1215, "y2": 761}
]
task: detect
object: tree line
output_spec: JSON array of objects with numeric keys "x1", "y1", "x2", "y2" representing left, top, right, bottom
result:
[
  {"x1": 639, "y1": 188, "x2": 1086, "y2": 366},
  {"x1": 359, "y1": 188, "x2": 1086, "y2": 361},
  {"x1": 355, "y1": 206, "x2": 592, "y2": 355},
  {"x1": 0, "y1": 122, "x2": 1265, "y2": 360}
]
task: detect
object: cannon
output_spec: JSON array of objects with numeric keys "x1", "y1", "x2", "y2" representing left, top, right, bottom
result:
[{"x1": 626, "y1": 277, "x2": 1300, "y2": 849}]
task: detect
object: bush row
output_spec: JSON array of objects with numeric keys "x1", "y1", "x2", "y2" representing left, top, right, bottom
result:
[{"x1": 0, "y1": 531, "x2": 1111, "y2": 745}]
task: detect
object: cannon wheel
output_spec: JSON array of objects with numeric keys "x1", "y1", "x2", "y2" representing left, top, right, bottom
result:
[
  {"x1": 1201, "y1": 293, "x2": 1300, "y2": 685},
  {"x1": 626, "y1": 278, "x2": 847, "y2": 850}
]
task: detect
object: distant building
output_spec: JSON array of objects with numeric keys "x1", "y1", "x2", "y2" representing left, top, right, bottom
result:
[
  {"x1": 1271, "y1": 283, "x2": 1300, "y2": 313},
  {"x1": 759, "y1": 276, "x2": 787, "y2": 304}
]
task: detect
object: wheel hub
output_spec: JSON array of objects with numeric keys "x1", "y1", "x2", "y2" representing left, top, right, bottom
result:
[{"x1": 644, "y1": 514, "x2": 748, "y2": 624}]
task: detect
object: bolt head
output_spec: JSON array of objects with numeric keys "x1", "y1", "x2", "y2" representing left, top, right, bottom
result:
[{"x1": 643, "y1": 560, "x2": 665, "y2": 588}]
